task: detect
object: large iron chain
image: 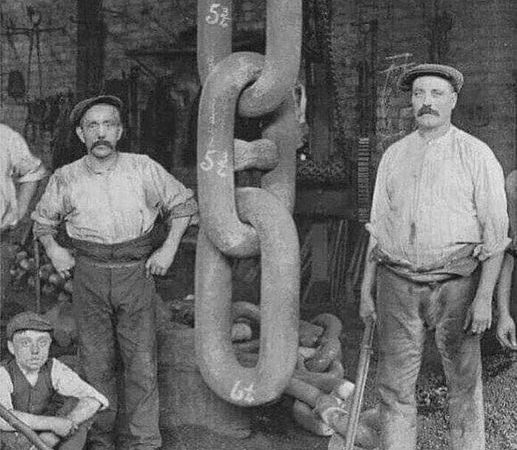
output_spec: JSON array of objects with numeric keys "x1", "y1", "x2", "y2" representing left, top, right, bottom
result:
[{"x1": 195, "y1": 0, "x2": 302, "y2": 406}]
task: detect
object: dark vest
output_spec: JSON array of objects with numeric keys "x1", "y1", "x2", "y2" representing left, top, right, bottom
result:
[{"x1": 3, "y1": 358, "x2": 55, "y2": 415}]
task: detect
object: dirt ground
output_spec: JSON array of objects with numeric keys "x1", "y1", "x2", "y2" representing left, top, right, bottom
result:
[{"x1": 2, "y1": 244, "x2": 517, "y2": 450}]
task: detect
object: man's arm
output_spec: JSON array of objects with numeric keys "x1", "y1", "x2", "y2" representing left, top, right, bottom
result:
[
  {"x1": 143, "y1": 157, "x2": 198, "y2": 277},
  {"x1": 496, "y1": 253, "x2": 516, "y2": 348},
  {"x1": 145, "y1": 216, "x2": 190, "y2": 277},
  {"x1": 0, "y1": 410, "x2": 76, "y2": 437},
  {"x1": 32, "y1": 173, "x2": 75, "y2": 279},
  {"x1": 39, "y1": 234, "x2": 75, "y2": 280},
  {"x1": 65, "y1": 397, "x2": 102, "y2": 425},
  {"x1": 463, "y1": 251, "x2": 505, "y2": 334},
  {"x1": 16, "y1": 180, "x2": 39, "y2": 222}
]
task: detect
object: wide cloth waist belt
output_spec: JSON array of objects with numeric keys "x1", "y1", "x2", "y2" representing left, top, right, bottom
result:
[
  {"x1": 371, "y1": 244, "x2": 479, "y2": 284},
  {"x1": 70, "y1": 231, "x2": 155, "y2": 263}
]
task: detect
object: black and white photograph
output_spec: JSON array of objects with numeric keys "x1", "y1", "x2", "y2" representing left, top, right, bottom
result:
[{"x1": 0, "y1": 1, "x2": 515, "y2": 449}]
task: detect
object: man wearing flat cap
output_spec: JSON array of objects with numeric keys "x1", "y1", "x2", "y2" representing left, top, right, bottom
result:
[
  {"x1": 0, "y1": 311, "x2": 108, "y2": 449},
  {"x1": 360, "y1": 64, "x2": 509, "y2": 449},
  {"x1": 31, "y1": 95, "x2": 198, "y2": 449}
]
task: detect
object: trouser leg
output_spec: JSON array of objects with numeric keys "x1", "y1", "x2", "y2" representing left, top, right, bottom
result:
[
  {"x1": 73, "y1": 261, "x2": 117, "y2": 450},
  {"x1": 114, "y1": 264, "x2": 160, "y2": 450},
  {"x1": 433, "y1": 274, "x2": 485, "y2": 450},
  {"x1": 376, "y1": 268, "x2": 426, "y2": 450}
]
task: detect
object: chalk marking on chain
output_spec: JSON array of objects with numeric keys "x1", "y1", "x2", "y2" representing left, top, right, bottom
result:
[
  {"x1": 206, "y1": 3, "x2": 231, "y2": 28},
  {"x1": 200, "y1": 149, "x2": 228, "y2": 177},
  {"x1": 230, "y1": 380, "x2": 256, "y2": 403}
]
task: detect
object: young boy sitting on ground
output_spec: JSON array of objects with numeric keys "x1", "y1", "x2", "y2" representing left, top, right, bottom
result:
[
  {"x1": 496, "y1": 170, "x2": 517, "y2": 349},
  {"x1": 0, "y1": 311, "x2": 108, "y2": 449}
]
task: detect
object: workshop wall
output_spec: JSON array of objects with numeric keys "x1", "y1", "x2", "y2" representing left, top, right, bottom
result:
[
  {"x1": 0, "y1": 0, "x2": 514, "y2": 172},
  {"x1": 330, "y1": 0, "x2": 515, "y2": 174},
  {"x1": 0, "y1": 0, "x2": 77, "y2": 167}
]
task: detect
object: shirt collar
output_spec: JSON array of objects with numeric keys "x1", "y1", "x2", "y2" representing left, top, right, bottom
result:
[
  {"x1": 417, "y1": 125, "x2": 454, "y2": 146},
  {"x1": 83, "y1": 152, "x2": 120, "y2": 174}
]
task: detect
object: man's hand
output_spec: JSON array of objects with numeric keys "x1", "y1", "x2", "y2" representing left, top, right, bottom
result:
[
  {"x1": 145, "y1": 246, "x2": 176, "y2": 278},
  {"x1": 50, "y1": 417, "x2": 77, "y2": 437},
  {"x1": 38, "y1": 431, "x2": 61, "y2": 447},
  {"x1": 46, "y1": 243, "x2": 75, "y2": 279},
  {"x1": 463, "y1": 294, "x2": 492, "y2": 335},
  {"x1": 359, "y1": 292, "x2": 377, "y2": 324},
  {"x1": 496, "y1": 314, "x2": 517, "y2": 349}
]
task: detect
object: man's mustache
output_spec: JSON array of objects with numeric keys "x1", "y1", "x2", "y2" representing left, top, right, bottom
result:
[
  {"x1": 417, "y1": 106, "x2": 439, "y2": 117},
  {"x1": 92, "y1": 140, "x2": 114, "y2": 150}
]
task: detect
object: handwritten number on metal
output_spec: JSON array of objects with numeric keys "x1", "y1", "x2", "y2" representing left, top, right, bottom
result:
[
  {"x1": 200, "y1": 150, "x2": 228, "y2": 177},
  {"x1": 206, "y1": 3, "x2": 231, "y2": 28},
  {"x1": 230, "y1": 380, "x2": 256, "y2": 403}
]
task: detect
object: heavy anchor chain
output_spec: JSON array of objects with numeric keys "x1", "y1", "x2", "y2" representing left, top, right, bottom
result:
[{"x1": 195, "y1": 0, "x2": 303, "y2": 406}]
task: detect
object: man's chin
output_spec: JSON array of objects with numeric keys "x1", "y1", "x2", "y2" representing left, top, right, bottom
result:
[
  {"x1": 417, "y1": 117, "x2": 440, "y2": 129},
  {"x1": 91, "y1": 146, "x2": 114, "y2": 158}
]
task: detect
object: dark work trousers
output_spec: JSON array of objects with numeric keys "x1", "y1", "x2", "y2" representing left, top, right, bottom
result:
[
  {"x1": 376, "y1": 266, "x2": 484, "y2": 450},
  {"x1": 70, "y1": 234, "x2": 160, "y2": 450}
]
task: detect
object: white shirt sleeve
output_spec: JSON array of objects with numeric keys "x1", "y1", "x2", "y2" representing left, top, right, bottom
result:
[
  {"x1": 0, "y1": 366, "x2": 15, "y2": 430},
  {"x1": 8, "y1": 128, "x2": 47, "y2": 183},
  {"x1": 50, "y1": 359, "x2": 109, "y2": 410}
]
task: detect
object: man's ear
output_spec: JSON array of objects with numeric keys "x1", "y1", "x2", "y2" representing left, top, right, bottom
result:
[
  {"x1": 451, "y1": 92, "x2": 458, "y2": 110},
  {"x1": 7, "y1": 341, "x2": 15, "y2": 356},
  {"x1": 76, "y1": 126, "x2": 86, "y2": 144},
  {"x1": 116, "y1": 125, "x2": 123, "y2": 142}
]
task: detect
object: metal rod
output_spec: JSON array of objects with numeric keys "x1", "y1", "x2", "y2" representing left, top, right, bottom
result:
[
  {"x1": 0, "y1": 403, "x2": 52, "y2": 450},
  {"x1": 344, "y1": 319, "x2": 375, "y2": 450}
]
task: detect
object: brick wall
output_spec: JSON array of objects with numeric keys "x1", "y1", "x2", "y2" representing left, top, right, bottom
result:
[
  {"x1": 329, "y1": 0, "x2": 515, "y2": 174},
  {"x1": 0, "y1": 0, "x2": 76, "y2": 128},
  {"x1": 0, "y1": 0, "x2": 514, "y2": 172}
]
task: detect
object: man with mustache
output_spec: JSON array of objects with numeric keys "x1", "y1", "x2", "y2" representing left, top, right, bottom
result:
[
  {"x1": 360, "y1": 64, "x2": 509, "y2": 450},
  {"x1": 31, "y1": 95, "x2": 198, "y2": 449}
]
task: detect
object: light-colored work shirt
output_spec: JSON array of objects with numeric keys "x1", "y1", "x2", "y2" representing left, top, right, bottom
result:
[
  {"x1": 32, "y1": 152, "x2": 197, "y2": 244},
  {"x1": 0, "y1": 358, "x2": 109, "y2": 429},
  {"x1": 367, "y1": 126, "x2": 510, "y2": 270},
  {"x1": 0, "y1": 124, "x2": 47, "y2": 230}
]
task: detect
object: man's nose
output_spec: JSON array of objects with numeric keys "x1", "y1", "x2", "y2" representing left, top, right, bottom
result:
[
  {"x1": 96, "y1": 124, "x2": 108, "y2": 137},
  {"x1": 30, "y1": 344, "x2": 40, "y2": 354},
  {"x1": 422, "y1": 93, "x2": 433, "y2": 105}
]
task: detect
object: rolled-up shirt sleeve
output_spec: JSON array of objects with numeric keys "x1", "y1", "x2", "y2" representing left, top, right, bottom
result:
[
  {"x1": 144, "y1": 157, "x2": 198, "y2": 224},
  {"x1": 31, "y1": 171, "x2": 68, "y2": 238},
  {"x1": 471, "y1": 145, "x2": 511, "y2": 260},
  {"x1": 9, "y1": 128, "x2": 48, "y2": 184},
  {"x1": 51, "y1": 359, "x2": 109, "y2": 410}
]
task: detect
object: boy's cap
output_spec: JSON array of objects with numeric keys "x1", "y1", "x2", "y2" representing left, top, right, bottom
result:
[
  {"x1": 6, "y1": 312, "x2": 53, "y2": 340},
  {"x1": 398, "y1": 63, "x2": 464, "y2": 93},
  {"x1": 69, "y1": 95, "x2": 124, "y2": 127}
]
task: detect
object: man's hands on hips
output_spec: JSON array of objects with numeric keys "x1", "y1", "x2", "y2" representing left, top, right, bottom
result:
[
  {"x1": 46, "y1": 242, "x2": 75, "y2": 279},
  {"x1": 145, "y1": 246, "x2": 176, "y2": 277},
  {"x1": 463, "y1": 293, "x2": 492, "y2": 335}
]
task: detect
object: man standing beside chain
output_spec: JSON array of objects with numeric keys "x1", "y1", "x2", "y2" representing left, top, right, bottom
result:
[
  {"x1": 31, "y1": 95, "x2": 198, "y2": 450},
  {"x1": 360, "y1": 64, "x2": 509, "y2": 450}
]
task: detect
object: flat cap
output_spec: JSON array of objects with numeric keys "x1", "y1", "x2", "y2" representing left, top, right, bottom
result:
[
  {"x1": 69, "y1": 95, "x2": 124, "y2": 127},
  {"x1": 398, "y1": 64, "x2": 464, "y2": 93},
  {"x1": 7, "y1": 311, "x2": 53, "y2": 340}
]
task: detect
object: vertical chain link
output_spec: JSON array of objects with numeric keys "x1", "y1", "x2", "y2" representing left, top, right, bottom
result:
[{"x1": 195, "y1": 1, "x2": 303, "y2": 405}]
